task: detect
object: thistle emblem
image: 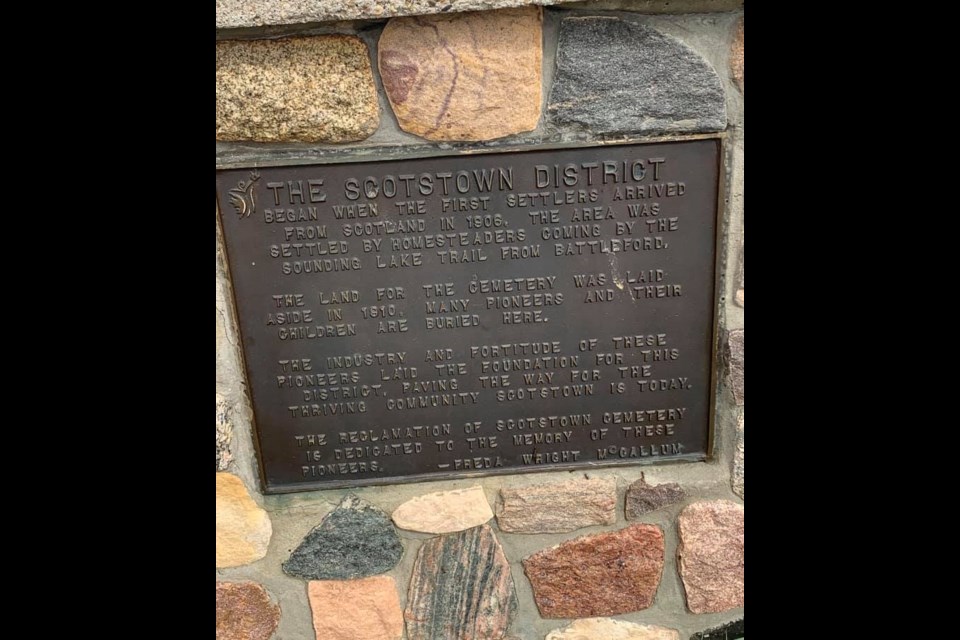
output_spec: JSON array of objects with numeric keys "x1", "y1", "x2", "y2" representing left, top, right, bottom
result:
[{"x1": 229, "y1": 169, "x2": 261, "y2": 218}]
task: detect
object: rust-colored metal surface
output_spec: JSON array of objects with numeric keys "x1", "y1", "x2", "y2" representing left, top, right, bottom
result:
[{"x1": 216, "y1": 139, "x2": 721, "y2": 493}]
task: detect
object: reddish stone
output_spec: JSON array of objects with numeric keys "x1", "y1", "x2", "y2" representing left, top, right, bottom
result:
[
  {"x1": 523, "y1": 524, "x2": 664, "y2": 618},
  {"x1": 730, "y1": 18, "x2": 743, "y2": 92},
  {"x1": 216, "y1": 581, "x2": 280, "y2": 640},
  {"x1": 677, "y1": 501, "x2": 744, "y2": 614}
]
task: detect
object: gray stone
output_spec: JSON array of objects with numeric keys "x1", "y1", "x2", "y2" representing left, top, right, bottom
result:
[
  {"x1": 726, "y1": 329, "x2": 744, "y2": 405},
  {"x1": 625, "y1": 477, "x2": 685, "y2": 519},
  {"x1": 217, "y1": 0, "x2": 582, "y2": 29},
  {"x1": 216, "y1": 394, "x2": 232, "y2": 471},
  {"x1": 732, "y1": 414, "x2": 743, "y2": 499},
  {"x1": 548, "y1": 18, "x2": 725, "y2": 135},
  {"x1": 405, "y1": 524, "x2": 516, "y2": 640},
  {"x1": 282, "y1": 495, "x2": 403, "y2": 580}
]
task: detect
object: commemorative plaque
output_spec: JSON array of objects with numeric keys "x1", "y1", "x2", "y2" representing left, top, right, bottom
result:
[{"x1": 216, "y1": 139, "x2": 721, "y2": 493}]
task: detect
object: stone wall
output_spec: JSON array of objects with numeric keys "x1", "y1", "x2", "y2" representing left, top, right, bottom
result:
[{"x1": 216, "y1": 2, "x2": 744, "y2": 638}]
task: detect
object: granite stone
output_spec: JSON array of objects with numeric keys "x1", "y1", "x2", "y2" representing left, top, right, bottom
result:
[
  {"x1": 496, "y1": 477, "x2": 617, "y2": 533},
  {"x1": 523, "y1": 524, "x2": 664, "y2": 618},
  {"x1": 726, "y1": 329, "x2": 744, "y2": 405},
  {"x1": 546, "y1": 618, "x2": 679, "y2": 640},
  {"x1": 625, "y1": 477, "x2": 685, "y2": 519},
  {"x1": 548, "y1": 17, "x2": 725, "y2": 135},
  {"x1": 691, "y1": 618, "x2": 744, "y2": 640},
  {"x1": 730, "y1": 18, "x2": 744, "y2": 93},
  {"x1": 216, "y1": 581, "x2": 280, "y2": 640},
  {"x1": 677, "y1": 501, "x2": 744, "y2": 614},
  {"x1": 732, "y1": 414, "x2": 744, "y2": 499},
  {"x1": 283, "y1": 494, "x2": 402, "y2": 580},
  {"x1": 378, "y1": 7, "x2": 542, "y2": 141},
  {"x1": 216, "y1": 473, "x2": 272, "y2": 568},
  {"x1": 392, "y1": 485, "x2": 493, "y2": 534},
  {"x1": 217, "y1": 0, "x2": 580, "y2": 29},
  {"x1": 308, "y1": 576, "x2": 403, "y2": 640},
  {"x1": 217, "y1": 36, "x2": 379, "y2": 143},
  {"x1": 216, "y1": 394, "x2": 232, "y2": 471},
  {"x1": 405, "y1": 524, "x2": 516, "y2": 639}
]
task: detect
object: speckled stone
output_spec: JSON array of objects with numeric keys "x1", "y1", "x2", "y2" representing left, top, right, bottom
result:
[
  {"x1": 625, "y1": 477, "x2": 685, "y2": 519},
  {"x1": 378, "y1": 7, "x2": 542, "y2": 141},
  {"x1": 282, "y1": 494, "x2": 402, "y2": 580},
  {"x1": 496, "y1": 477, "x2": 617, "y2": 533},
  {"x1": 216, "y1": 473, "x2": 272, "y2": 568},
  {"x1": 216, "y1": 36, "x2": 379, "y2": 143},
  {"x1": 546, "y1": 618, "x2": 680, "y2": 640},
  {"x1": 548, "y1": 17, "x2": 725, "y2": 135},
  {"x1": 732, "y1": 415, "x2": 744, "y2": 499},
  {"x1": 726, "y1": 329, "x2": 744, "y2": 405},
  {"x1": 691, "y1": 618, "x2": 744, "y2": 639},
  {"x1": 730, "y1": 18, "x2": 743, "y2": 93},
  {"x1": 523, "y1": 524, "x2": 664, "y2": 618},
  {"x1": 216, "y1": 394, "x2": 232, "y2": 471},
  {"x1": 216, "y1": 581, "x2": 280, "y2": 640},
  {"x1": 217, "y1": 0, "x2": 581, "y2": 29},
  {"x1": 308, "y1": 576, "x2": 403, "y2": 640},
  {"x1": 677, "y1": 501, "x2": 744, "y2": 614},
  {"x1": 392, "y1": 485, "x2": 493, "y2": 534},
  {"x1": 405, "y1": 524, "x2": 517, "y2": 640}
]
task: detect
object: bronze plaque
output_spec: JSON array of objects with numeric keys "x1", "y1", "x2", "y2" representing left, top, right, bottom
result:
[{"x1": 216, "y1": 139, "x2": 720, "y2": 493}]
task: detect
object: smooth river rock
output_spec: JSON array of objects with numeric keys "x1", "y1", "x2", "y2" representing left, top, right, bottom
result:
[{"x1": 392, "y1": 485, "x2": 493, "y2": 534}]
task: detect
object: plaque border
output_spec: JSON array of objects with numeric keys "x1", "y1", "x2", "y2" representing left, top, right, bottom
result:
[{"x1": 216, "y1": 134, "x2": 726, "y2": 494}]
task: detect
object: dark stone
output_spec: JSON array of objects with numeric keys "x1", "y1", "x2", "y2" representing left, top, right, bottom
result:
[
  {"x1": 405, "y1": 524, "x2": 517, "y2": 640},
  {"x1": 282, "y1": 494, "x2": 403, "y2": 580},
  {"x1": 691, "y1": 619, "x2": 744, "y2": 640},
  {"x1": 625, "y1": 476, "x2": 685, "y2": 518},
  {"x1": 548, "y1": 17, "x2": 725, "y2": 135},
  {"x1": 216, "y1": 581, "x2": 280, "y2": 640},
  {"x1": 726, "y1": 329, "x2": 744, "y2": 405}
]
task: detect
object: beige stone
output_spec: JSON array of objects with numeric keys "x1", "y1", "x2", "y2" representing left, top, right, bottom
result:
[
  {"x1": 308, "y1": 576, "x2": 403, "y2": 640},
  {"x1": 216, "y1": 473, "x2": 272, "y2": 568},
  {"x1": 216, "y1": 36, "x2": 379, "y2": 143},
  {"x1": 378, "y1": 7, "x2": 542, "y2": 141},
  {"x1": 497, "y1": 477, "x2": 616, "y2": 533},
  {"x1": 735, "y1": 288, "x2": 744, "y2": 307},
  {"x1": 677, "y1": 500, "x2": 744, "y2": 613},
  {"x1": 546, "y1": 618, "x2": 680, "y2": 640},
  {"x1": 392, "y1": 485, "x2": 493, "y2": 534}
]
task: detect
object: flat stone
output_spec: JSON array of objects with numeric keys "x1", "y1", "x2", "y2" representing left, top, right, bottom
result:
[
  {"x1": 677, "y1": 501, "x2": 744, "y2": 614},
  {"x1": 405, "y1": 524, "x2": 516, "y2": 640},
  {"x1": 283, "y1": 494, "x2": 402, "y2": 580},
  {"x1": 726, "y1": 329, "x2": 744, "y2": 405},
  {"x1": 217, "y1": 0, "x2": 581, "y2": 29},
  {"x1": 496, "y1": 477, "x2": 617, "y2": 533},
  {"x1": 546, "y1": 618, "x2": 679, "y2": 640},
  {"x1": 730, "y1": 18, "x2": 744, "y2": 93},
  {"x1": 523, "y1": 524, "x2": 664, "y2": 618},
  {"x1": 392, "y1": 485, "x2": 493, "y2": 534},
  {"x1": 732, "y1": 414, "x2": 744, "y2": 499},
  {"x1": 217, "y1": 36, "x2": 379, "y2": 143},
  {"x1": 216, "y1": 581, "x2": 280, "y2": 640},
  {"x1": 216, "y1": 473, "x2": 272, "y2": 568},
  {"x1": 216, "y1": 394, "x2": 232, "y2": 471},
  {"x1": 548, "y1": 17, "x2": 725, "y2": 135},
  {"x1": 625, "y1": 477, "x2": 685, "y2": 519},
  {"x1": 378, "y1": 7, "x2": 542, "y2": 141},
  {"x1": 691, "y1": 618, "x2": 744, "y2": 639},
  {"x1": 308, "y1": 576, "x2": 403, "y2": 640}
]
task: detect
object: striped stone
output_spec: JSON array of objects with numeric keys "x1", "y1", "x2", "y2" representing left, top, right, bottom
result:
[{"x1": 404, "y1": 524, "x2": 517, "y2": 640}]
